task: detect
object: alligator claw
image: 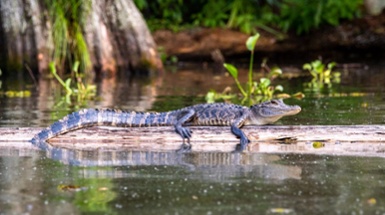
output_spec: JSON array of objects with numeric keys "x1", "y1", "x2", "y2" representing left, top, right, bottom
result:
[
  {"x1": 175, "y1": 126, "x2": 192, "y2": 139},
  {"x1": 234, "y1": 137, "x2": 250, "y2": 152},
  {"x1": 176, "y1": 143, "x2": 192, "y2": 154}
]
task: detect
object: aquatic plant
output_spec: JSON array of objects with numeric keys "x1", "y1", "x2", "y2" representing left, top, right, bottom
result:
[
  {"x1": 44, "y1": 0, "x2": 96, "y2": 106},
  {"x1": 206, "y1": 33, "x2": 297, "y2": 105},
  {"x1": 0, "y1": 68, "x2": 31, "y2": 98},
  {"x1": 50, "y1": 61, "x2": 96, "y2": 106},
  {"x1": 303, "y1": 59, "x2": 341, "y2": 94}
]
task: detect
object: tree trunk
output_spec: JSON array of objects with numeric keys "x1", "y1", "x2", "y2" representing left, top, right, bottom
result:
[
  {"x1": 0, "y1": 0, "x2": 163, "y2": 76},
  {"x1": 84, "y1": 0, "x2": 163, "y2": 75},
  {"x1": 0, "y1": 0, "x2": 52, "y2": 75}
]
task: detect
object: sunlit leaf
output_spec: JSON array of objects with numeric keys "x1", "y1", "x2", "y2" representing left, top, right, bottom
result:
[
  {"x1": 276, "y1": 93, "x2": 291, "y2": 99},
  {"x1": 223, "y1": 63, "x2": 238, "y2": 79},
  {"x1": 327, "y1": 62, "x2": 336, "y2": 70},
  {"x1": 259, "y1": 78, "x2": 270, "y2": 87},
  {"x1": 312, "y1": 141, "x2": 325, "y2": 148},
  {"x1": 49, "y1": 62, "x2": 57, "y2": 74},
  {"x1": 303, "y1": 63, "x2": 311, "y2": 71},
  {"x1": 275, "y1": 85, "x2": 283, "y2": 91},
  {"x1": 292, "y1": 92, "x2": 305, "y2": 99},
  {"x1": 269, "y1": 66, "x2": 282, "y2": 77},
  {"x1": 72, "y1": 61, "x2": 80, "y2": 72},
  {"x1": 205, "y1": 91, "x2": 216, "y2": 103},
  {"x1": 246, "y1": 33, "x2": 260, "y2": 51},
  {"x1": 65, "y1": 78, "x2": 72, "y2": 88}
]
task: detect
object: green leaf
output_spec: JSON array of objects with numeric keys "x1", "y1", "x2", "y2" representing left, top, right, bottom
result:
[
  {"x1": 269, "y1": 66, "x2": 282, "y2": 77},
  {"x1": 246, "y1": 33, "x2": 260, "y2": 51},
  {"x1": 303, "y1": 63, "x2": 311, "y2": 71},
  {"x1": 327, "y1": 62, "x2": 336, "y2": 70},
  {"x1": 65, "y1": 78, "x2": 71, "y2": 88},
  {"x1": 205, "y1": 91, "x2": 216, "y2": 103},
  {"x1": 49, "y1": 62, "x2": 57, "y2": 74},
  {"x1": 72, "y1": 61, "x2": 80, "y2": 72},
  {"x1": 224, "y1": 63, "x2": 238, "y2": 79},
  {"x1": 275, "y1": 85, "x2": 284, "y2": 91},
  {"x1": 259, "y1": 78, "x2": 271, "y2": 88}
]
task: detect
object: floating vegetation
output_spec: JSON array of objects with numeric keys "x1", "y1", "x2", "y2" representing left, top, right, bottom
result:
[
  {"x1": 303, "y1": 60, "x2": 341, "y2": 94},
  {"x1": 0, "y1": 90, "x2": 31, "y2": 98},
  {"x1": 0, "y1": 68, "x2": 31, "y2": 98}
]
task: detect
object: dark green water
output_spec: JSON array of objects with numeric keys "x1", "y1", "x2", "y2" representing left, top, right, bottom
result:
[{"x1": 0, "y1": 60, "x2": 385, "y2": 214}]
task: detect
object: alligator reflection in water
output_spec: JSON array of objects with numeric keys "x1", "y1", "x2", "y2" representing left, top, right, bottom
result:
[{"x1": 46, "y1": 147, "x2": 302, "y2": 181}]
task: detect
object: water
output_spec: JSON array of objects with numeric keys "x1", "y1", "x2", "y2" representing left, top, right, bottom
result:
[
  {"x1": 2, "y1": 151, "x2": 385, "y2": 214},
  {"x1": 0, "y1": 59, "x2": 385, "y2": 214}
]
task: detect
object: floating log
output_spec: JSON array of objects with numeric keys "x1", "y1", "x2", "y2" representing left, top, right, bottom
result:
[{"x1": 0, "y1": 125, "x2": 385, "y2": 157}]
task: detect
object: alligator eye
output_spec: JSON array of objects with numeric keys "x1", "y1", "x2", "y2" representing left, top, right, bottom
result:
[{"x1": 270, "y1": 100, "x2": 278, "y2": 105}]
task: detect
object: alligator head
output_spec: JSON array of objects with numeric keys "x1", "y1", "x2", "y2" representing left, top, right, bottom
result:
[{"x1": 246, "y1": 99, "x2": 301, "y2": 125}]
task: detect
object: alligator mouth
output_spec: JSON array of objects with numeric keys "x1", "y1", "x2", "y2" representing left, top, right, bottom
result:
[{"x1": 286, "y1": 105, "x2": 301, "y2": 116}]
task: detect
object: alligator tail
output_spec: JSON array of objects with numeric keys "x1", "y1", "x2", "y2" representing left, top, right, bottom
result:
[{"x1": 30, "y1": 108, "x2": 174, "y2": 148}]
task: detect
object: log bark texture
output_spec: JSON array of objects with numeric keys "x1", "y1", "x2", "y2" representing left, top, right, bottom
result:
[
  {"x1": 0, "y1": 0, "x2": 162, "y2": 75},
  {"x1": 1, "y1": 125, "x2": 385, "y2": 156}
]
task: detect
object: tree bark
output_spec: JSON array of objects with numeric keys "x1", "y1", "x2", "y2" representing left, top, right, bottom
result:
[
  {"x1": 0, "y1": 0, "x2": 162, "y2": 75},
  {"x1": 0, "y1": 0, "x2": 52, "y2": 74},
  {"x1": 85, "y1": 0, "x2": 163, "y2": 75}
]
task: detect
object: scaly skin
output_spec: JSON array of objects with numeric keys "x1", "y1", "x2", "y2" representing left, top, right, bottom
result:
[{"x1": 30, "y1": 99, "x2": 301, "y2": 151}]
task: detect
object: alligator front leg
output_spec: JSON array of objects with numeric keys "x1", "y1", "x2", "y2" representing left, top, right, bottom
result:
[{"x1": 231, "y1": 125, "x2": 250, "y2": 151}]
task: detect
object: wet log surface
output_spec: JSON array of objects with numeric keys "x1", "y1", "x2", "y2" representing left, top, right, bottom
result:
[{"x1": 1, "y1": 125, "x2": 385, "y2": 157}]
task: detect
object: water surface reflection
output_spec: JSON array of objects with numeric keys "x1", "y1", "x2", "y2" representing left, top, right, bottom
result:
[{"x1": 1, "y1": 148, "x2": 385, "y2": 214}]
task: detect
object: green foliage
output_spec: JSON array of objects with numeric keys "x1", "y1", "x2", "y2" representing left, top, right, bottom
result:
[
  {"x1": 277, "y1": 0, "x2": 363, "y2": 34},
  {"x1": 50, "y1": 61, "x2": 96, "y2": 106},
  {"x1": 45, "y1": 0, "x2": 92, "y2": 73},
  {"x1": 206, "y1": 33, "x2": 295, "y2": 105},
  {"x1": 192, "y1": 1, "x2": 229, "y2": 28},
  {"x1": 44, "y1": 0, "x2": 95, "y2": 107},
  {"x1": 135, "y1": 0, "x2": 186, "y2": 31},
  {"x1": 135, "y1": 0, "x2": 362, "y2": 35},
  {"x1": 303, "y1": 60, "x2": 341, "y2": 94}
]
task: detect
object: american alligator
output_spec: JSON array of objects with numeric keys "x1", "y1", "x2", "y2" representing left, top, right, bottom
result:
[{"x1": 30, "y1": 99, "x2": 301, "y2": 151}]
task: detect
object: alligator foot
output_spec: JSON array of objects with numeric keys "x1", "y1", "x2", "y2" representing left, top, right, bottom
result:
[
  {"x1": 233, "y1": 138, "x2": 250, "y2": 152},
  {"x1": 175, "y1": 125, "x2": 192, "y2": 139},
  {"x1": 176, "y1": 143, "x2": 192, "y2": 154}
]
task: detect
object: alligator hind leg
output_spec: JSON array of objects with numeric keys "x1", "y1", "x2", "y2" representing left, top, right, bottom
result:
[
  {"x1": 174, "y1": 109, "x2": 195, "y2": 152},
  {"x1": 174, "y1": 109, "x2": 195, "y2": 140}
]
